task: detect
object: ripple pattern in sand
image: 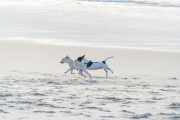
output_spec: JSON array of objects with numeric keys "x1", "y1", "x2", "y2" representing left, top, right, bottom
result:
[{"x1": 0, "y1": 71, "x2": 180, "y2": 119}]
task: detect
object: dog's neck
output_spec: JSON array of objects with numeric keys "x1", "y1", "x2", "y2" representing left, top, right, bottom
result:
[{"x1": 65, "y1": 58, "x2": 73, "y2": 64}]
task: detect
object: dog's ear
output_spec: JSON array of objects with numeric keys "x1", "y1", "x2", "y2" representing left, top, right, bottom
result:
[
  {"x1": 83, "y1": 55, "x2": 85, "y2": 57},
  {"x1": 66, "y1": 56, "x2": 69, "y2": 58}
]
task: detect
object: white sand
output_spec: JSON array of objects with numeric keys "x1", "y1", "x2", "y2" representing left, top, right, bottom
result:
[
  {"x1": 0, "y1": 40, "x2": 180, "y2": 77},
  {"x1": 0, "y1": 40, "x2": 180, "y2": 120}
]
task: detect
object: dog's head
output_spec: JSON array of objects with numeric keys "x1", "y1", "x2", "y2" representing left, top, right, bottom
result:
[
  {"x1": 77, "y1": 55, "x2": 85, "y2": 62},
  {"x1": 60, "y1": 56, "x2": 70, "y2": 64}
]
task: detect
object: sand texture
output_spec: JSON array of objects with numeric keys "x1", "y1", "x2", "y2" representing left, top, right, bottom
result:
[{"x1": 0, "y1": 41, "x2": 180, "y2": 119}]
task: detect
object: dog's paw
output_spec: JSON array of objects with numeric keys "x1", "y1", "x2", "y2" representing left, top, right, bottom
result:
[{"x1": 83, "y1": 76, "x2": 86, "y2": 80}]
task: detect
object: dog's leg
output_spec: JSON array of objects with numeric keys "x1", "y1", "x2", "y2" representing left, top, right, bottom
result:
[
  {"x1": 70, "y1": 68, "x2": 75, "y2": 74},
  {"x1": 103, "y1": 68, "x2": 108, "y2": 78},
  {"x1": 79, "y1": 69, "x2": 86, "y2": 80},
  {"x1": 107, "y1": 68, "x2": 113, "y2": 73},
  {"x1": 83, "y1": 69, "x2": 92, "y2": 80},
  {"x1": 64, "y1": 68, "x2": 71, "y2": 74}
]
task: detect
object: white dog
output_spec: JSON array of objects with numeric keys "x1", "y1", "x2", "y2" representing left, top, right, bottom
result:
[
  {"x1": 60, "y1": 56, "x2": 92, "y2": 80},
  {"x1": 77, "y1": 55, "x2": 114, "y2": 77}
]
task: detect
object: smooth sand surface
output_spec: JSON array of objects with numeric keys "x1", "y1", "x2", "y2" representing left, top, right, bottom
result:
[{"x1": 0, "y1": 40, "x2": 180, "y2": 77}]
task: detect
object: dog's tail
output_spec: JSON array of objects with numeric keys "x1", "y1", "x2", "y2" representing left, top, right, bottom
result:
[{"x1": 104, "y1": 56, "x2": 114, "y2": 61}]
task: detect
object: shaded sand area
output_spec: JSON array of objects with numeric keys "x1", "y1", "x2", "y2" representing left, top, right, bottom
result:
[{"x1": 0, "y1": 40, "x2": 180, "y2": 119}]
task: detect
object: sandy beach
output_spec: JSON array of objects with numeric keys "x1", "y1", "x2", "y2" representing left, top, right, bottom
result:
[
  {"x1": 1, "y1": 0, "x2": 180, "y2": 119},
  {"x1": 0, "y1": 40, "x2": 180, "y2": 119},
  {"x1": 0, "y1": 40, "x2": 180, "y2": 77}
]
